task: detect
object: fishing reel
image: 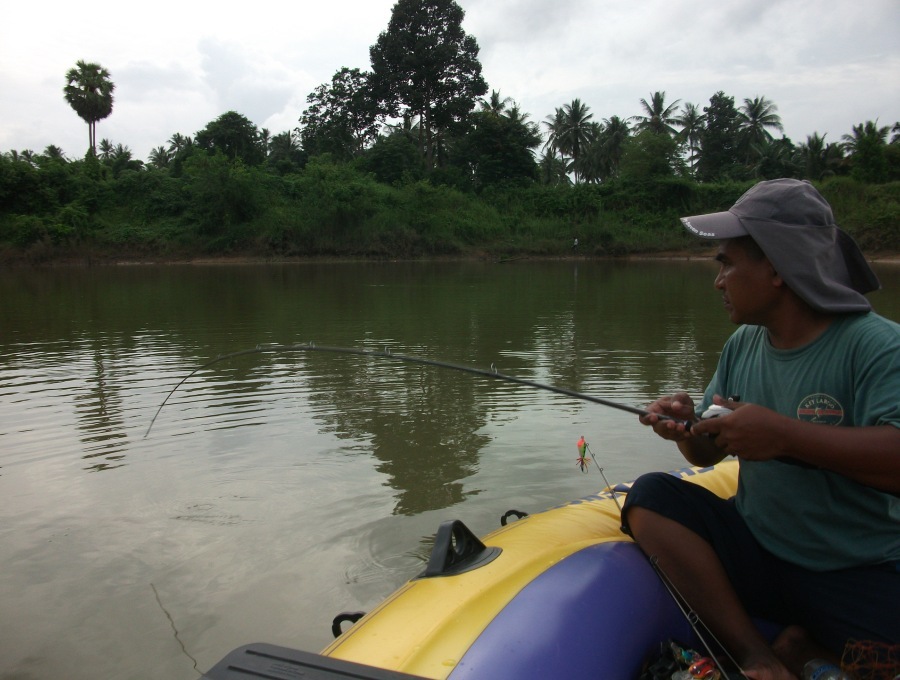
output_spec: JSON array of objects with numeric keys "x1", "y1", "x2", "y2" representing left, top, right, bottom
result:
[{"x1": 699, "y1": 404, "x2": 733, "y2": 419}]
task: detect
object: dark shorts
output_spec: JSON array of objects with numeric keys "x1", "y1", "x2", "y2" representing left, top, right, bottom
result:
[{"x1": 620, "y1": 472, "x2": 900, "y2": 655}]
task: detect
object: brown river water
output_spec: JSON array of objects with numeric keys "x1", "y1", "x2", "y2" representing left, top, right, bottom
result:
[{"x1": 1, "y1": 260, "x2": 897, "y2": 679}]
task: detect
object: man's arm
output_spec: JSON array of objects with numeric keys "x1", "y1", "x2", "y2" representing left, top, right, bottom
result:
[
  {"x1": 692, "y1": 401, "x2": 900, "y2": 493},
  {"x1": 640, "y1": 391, "x2": 729, "y2": 468}
]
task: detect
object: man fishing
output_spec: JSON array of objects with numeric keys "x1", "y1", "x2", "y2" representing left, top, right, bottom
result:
[{"x1": 622, "y1": 179, "x2": 900, "y2": 680}]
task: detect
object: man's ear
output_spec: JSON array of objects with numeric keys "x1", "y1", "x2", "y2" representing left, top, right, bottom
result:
[{"x1": 767, "y1": 259, "x2": 784, "y2": 288}]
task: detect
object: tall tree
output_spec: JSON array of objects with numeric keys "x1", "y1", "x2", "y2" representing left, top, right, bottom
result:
[
  {"x1": 479, "y1": 90, "x2": 513, "y2": 116},
  {"x1": 194, "y1": 111, "x2": 266, "y2": 166},
  {"x1": 677, "y1": 102, "x2": 704, "y2": 173},
  {"x1": 148, "y1": 146, "x2": 173, "y2": 169},
  {"x1": 299, "y1": 67, "x2": 379, "y2": 160},
  {"x1": 737, "y1": 95, "x2": 783, "y2": 162},
  {"x1": 579, "y1": 116, "x2": 630, "y2": 183},
  {"x1": 369, "y1": 0, "x2": 487, "y2": 169},
  {"x1": 630, "y1": 91, "x2": 681, "y2": 136},
  {"x1": 796, "y1": 133, "x2": 843, "y2": 181},
  {"x1": 450, "y1": 97, "x2": 541, "y2": 189},
  {"x1": 841, "y1": 120, "x2": 890, "y2": 183},
  {"x1": 168, "y1": 133, "x2": 193, "y2": 155},
  {"x1": 267, "y1": 130, "x2": 307, "y2": 175},
  {"x1": 544, "y1": 99, "x2": 595, "y2": 183},
  {"x1": 696, "y1": 91, "x2": 742, "y2": 182},
  {"x1": 63, "y1": 60, "x2": 115, "y2": 157}
]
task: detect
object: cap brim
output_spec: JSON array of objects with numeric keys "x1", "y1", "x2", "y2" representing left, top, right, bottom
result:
[{"x1": 680, "y1": 211, "x2": 748, "y2": 240}]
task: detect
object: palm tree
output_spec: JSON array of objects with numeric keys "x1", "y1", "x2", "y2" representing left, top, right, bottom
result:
[
  {"x1": 737, "y1": 96, "x2": 783, "y2": 162},
  {"x1": 168, "y1": 133, "x2": 193, "y2": 155},
  {"x1": 544, "y1": 99, "x2": 594, "y2": 183},
  {"x1": 538, "y1": 150, "x2": 571, "y2": 186},
  {"x1": 841, "y1": 120, "x2": 889, "y2": 155},
  {"x1": 677, "y1": 102, "x2": 704, "y2": 172},
  {"x1": 580, "y1": 116, "x2": 631, "y2": 182},
  {"x1": 148, "y1": 146, "x2": 173, "y2": 169},
  {"x1": 631, "y1": 91, "x2": 681, "y2": 136},
  {"x1": 38, "y1": 146, "x2": 68, "y2": 167},
  {"x1": 63, "y1": 60, "x2": 115, "y2": 157},
  {"x1": 479, "y1": 90, "x2": 513, "y2": 116},
  {"x1": 98, "y1": 138, "x2": 114, "y2": 161},
  {"x1": 841, "y1": 120, "x2": 890, "y2": 182}
]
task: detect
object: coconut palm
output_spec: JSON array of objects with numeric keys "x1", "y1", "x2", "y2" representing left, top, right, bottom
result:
[
  {"x1": 148, "y1": 146, "x2": 173, "y2": 169},
  {"x1": 737, "y1": 96, "x2": 783, "y2": 162},
  {"x1": 168, "y1": 133, "x2": 193, "y2": 155},
  {"x1": 841, "y1": 120, "x2": 889, "y2": 155},
  {"x1": 538, "y1": 150, "x2": 571, "y2": 186},
  {"x1": 841, "y1": 120, "x2": 890, "y2": 182},
  {"x1": 63, "y1": 60, "x2": 115, "y2": 157},
  {"x1": 630, "y1": 91, "x2": 681, "y2": 136},
  {"x1": 479, "y1": 90, "x2": 513, "y2": 116},
  {"x1": 677, "y1": 102, "x2": 704, "y2": 172},
  {"x1": 580, "y1": 116, "x2": 630, "y2": 182},
  {"x1": 98, "y1": 138, "x2": 114, "y2": 161},
  {"x1": 543, "y1": 99, "x2": 594, "y2": 183}
]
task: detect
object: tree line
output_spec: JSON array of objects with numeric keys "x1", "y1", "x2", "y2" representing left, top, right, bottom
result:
[{"x1": 2, "y1": 0, "x2": 899, "y2": 261}]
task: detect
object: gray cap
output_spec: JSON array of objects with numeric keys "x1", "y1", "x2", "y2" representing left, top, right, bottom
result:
[{"x1": 680, "y1": 179, "x2": 880, "y2": 313}]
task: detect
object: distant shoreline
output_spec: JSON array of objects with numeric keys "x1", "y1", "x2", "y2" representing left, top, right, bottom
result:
[{"x1": 4, "y1": 249, "x2": 898, "y2": 268}]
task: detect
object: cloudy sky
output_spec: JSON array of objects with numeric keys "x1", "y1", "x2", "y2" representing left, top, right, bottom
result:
[{"x1": 2, "y1": 0, "x2": 898, "y2": 162}]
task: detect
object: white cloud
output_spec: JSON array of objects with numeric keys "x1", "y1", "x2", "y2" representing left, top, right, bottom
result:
[{"x1": 1, "y1": 0, "x2": 897, "y2": 161}]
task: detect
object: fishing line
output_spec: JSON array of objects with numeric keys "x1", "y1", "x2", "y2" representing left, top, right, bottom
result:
[
  {"x1": 649, "y1": 556, "x2": 748, "y2": 680},
  {"x1": 144, "y1": 342, "x2": 686, "y2": 438},
  {"x1": 584, "y1": 441, "x2": 623, "y2": 514}
]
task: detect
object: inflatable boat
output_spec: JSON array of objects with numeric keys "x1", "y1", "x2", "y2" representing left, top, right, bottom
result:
[{"x1": 202, "y1": 461, "x2": 742, "y2": 679}]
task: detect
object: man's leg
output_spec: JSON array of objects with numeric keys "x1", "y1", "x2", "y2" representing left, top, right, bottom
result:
[{"x1": 626, "y1": 506, "x2": 795, "y2": 680}]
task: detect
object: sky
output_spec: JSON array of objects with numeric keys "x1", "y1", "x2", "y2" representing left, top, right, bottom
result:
[{"x1": 2, "y1": 0, "x2": 898, "y2": 163}]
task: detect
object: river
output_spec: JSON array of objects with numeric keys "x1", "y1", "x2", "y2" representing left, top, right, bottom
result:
[{"x1": 1, "y1": 259, "x2": 897, "y2": 679}]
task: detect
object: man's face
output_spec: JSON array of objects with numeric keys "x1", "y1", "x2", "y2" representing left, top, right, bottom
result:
[{"x1": 713, "y1": 239, "x2": 778, "y2": 325}]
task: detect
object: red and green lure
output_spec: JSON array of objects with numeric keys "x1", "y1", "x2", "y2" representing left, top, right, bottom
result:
[{"x1": 576, "y1": 436, "x2": 590, "y2": 472}]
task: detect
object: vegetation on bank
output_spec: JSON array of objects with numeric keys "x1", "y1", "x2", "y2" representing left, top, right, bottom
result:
[{"x1": 2, "y1": 0, "x2": 899, "y2": 263}]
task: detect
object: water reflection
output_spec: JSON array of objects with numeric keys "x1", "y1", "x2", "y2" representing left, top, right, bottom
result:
[{"x1": 1, "y1": 260, "x2": 897, "y2": 679}]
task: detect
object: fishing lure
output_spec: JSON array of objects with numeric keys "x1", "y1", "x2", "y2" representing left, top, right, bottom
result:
[{"x1": 576, "y1": 436, "x2": 590, "y2": 472}]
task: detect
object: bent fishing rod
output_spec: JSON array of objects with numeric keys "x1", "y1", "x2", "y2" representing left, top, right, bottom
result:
[{"x1": 144, "y1": 343, "x2": 686, "y2": 438}]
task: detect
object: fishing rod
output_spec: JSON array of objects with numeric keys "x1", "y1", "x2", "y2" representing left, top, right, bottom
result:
[{"x1": 144, "y1": 343, "x2": 686, "y2": 438}]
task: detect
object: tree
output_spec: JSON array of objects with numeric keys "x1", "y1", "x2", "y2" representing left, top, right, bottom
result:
[
  {"x1": 194, "y1": 111, "x2": 266, "y2": 166},
  {"x1": 369, "y1": 0, "x2": 488, "y2": 169},
  {"x1": 267, "y1": 131, "x2": 307, "y2": 175},
  {"x1": 696, "y1": 91, "x2": 742, "y2": 182},
  {"x1": 579, "y1": 116, "x2": 630, "y2": 183},
  {"x1": 168, "y1": 133, "x2": 193, "y2": 155},
  {"x1": 544, "y1": 99, "x2": 595, "y2": 183},
  {"x1": 751, "y1": 138, "x2": 798, "y2": 180},
  {"x1": 796, "y1": 133, "x2": 843, "y2": 181},
  {"x1": 479, "y1": 90, "x2": 513, "y2": 116},
  {"x1": 737, "y1": 96, "x2": 783, "y2": 163},
  {"x1": 449, "y1": 98, "x2": 541, "y2": 189},
  {"x1": 148, "y1": 146, "x2": 173, "y2": 169},
  {"x1": 630, "y1": 91, "x2": 681, "y2": 136},
  {"x1": 841, "y1": 120, "x2": 890, "y2": 183},
  {"x1": 63, "y1": 60, "x2": 115, "y2": 157},
  {"x1": 299, "y1": 67, "x2": 379, "y2": 160},
  {"x1": 537, "y1": 151, "x2": 570, "y2": 186},
  {"x1": 618, "y1": 129, "x2": 684, "y2": 181},
  {"x1": 677, "y1": 102, "x2": 704, "y2": 173}
]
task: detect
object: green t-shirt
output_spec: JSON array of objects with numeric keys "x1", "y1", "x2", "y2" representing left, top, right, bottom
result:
[{"x1": 700, "y1": 312, "x2": 900, "y2": 571}]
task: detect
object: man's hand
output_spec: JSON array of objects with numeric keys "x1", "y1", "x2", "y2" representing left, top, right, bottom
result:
[
  {"x1": 640, "y1": 391, "x2": 697, "y2": 441},
  {"x1": 690, "y1": 396, "x2": 789, "y2": 460}
]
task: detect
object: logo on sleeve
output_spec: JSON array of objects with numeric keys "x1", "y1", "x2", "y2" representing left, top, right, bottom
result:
[{"x1": 797, "y1": 394, "x2": 844, "y2": 425}]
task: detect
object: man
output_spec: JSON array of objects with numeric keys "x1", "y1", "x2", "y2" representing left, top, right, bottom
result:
[{"x1": 621, "y1": 179, "x2": 899, "y2": 680}]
